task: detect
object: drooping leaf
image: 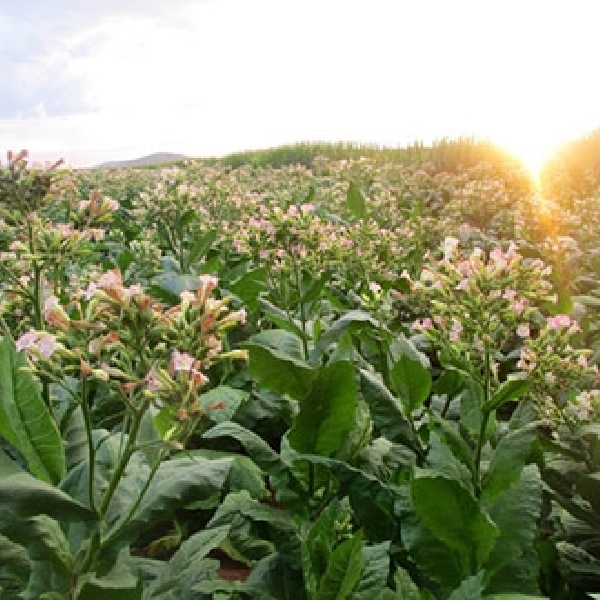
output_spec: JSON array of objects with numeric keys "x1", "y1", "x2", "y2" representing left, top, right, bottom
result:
[
  {"x1": 75, "y1": 569, "x2": 143, "y2": 600},
  {"x1": 0, "y1": 472, "x2": 96, "y2": 522},
  {"x1": 389, "y1": 355, "x2": 432, "y2": 414},
  {"x1": 288, "y1": 361, "x2": 357, "y2": 457},
  {"x1": 103, "y1": 456, "x2": 232, "y2": 554},
  {"x1": 0, "y1": 337, "x2": 65, "y2": 484}
]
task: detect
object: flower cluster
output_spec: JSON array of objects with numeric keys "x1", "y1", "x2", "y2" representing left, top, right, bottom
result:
[{"x1": 17, "y1": 270, "x2": 248, "y2": 443}]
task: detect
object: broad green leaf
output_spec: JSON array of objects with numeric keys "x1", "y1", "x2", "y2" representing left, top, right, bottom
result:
[
  {"x1": 150, "y1": 273, "x2": 201, "y2": 301},
  {"x1": 431, "y1": 415, "x2": 475, "y2": 476},
  {"x1": 359, "y1": 368, "x2": 421, "y2": 454},
  {"x1": 317, "y1": 531, "x2": 364, "y2": 600},
  {"x1": 243, "y1": 553, "x2": 305, "y2": 600},
  {"x1": 389, "y1": 355, "x2": 432, "y2": 413},
  {"x1": 460, "y1": 378, "x2": 485, "y2": 436},
  {"x1": 229, "y1": 267, "x2": 268, "y2": 313},
  {"x1": 249, "y1": 329, "x2": 307, "y2": 360},
  {"x1": 426, "y1": 432, "x2": 473, "y2": 493},
  {"x1": 0, "y1": 337, "x2": 65, "y2": 484},
  {"x1": 244, "y1": 335, "x2": 316, "y2": 401},
  {"x1": 433, "y1": 369, "x2": 466, "y2": 397},
  {"x1": 447, "y1": 571, "x2": 485, "y2": 600},
  {"x1": 346, "y1": 181, "x2": 366, "y2": 219},
  {"x1": 410, "y1": 470, "x2": 499, "y2": 573},
  {"x1": 335, "y1": 399, "x2": 373, "y2": 461},
  {"x1": 482, "y1": 423, "x2": 539, "y2": 503},
  {"x1": 288, "y1": 361, "x2": 357, "y2": 457},
  {"x1": 310, "y1": 310, "x2": 378, "y2": 363},
  {"x1": 145, "y1": 525, "x2": 231, "y2": 598},
  {"x1": 0, "y1": 472, "x2": 95, "y2": 522},
  {"x1": 0, "y1": 533, "x2": 29, "y2": 586},
  {"x1": 103, "y1": 456, "x2": 232, "y2": 554},
  {"x1": 484, "y1": 466, "x2": 542, "y2": 593},
  {"x1": 303, "y1": 499, "x2": 351, "y2": 593},
  {"x1": 258, "y1": 299, "x2": 308, "y2": 340},
  {"x1": 349, "y1": 541, "x2": 391, "y2": 599},
  {"x1": 294, "y1": 454, "x2": 397, "y2": 542},
  {"x1": 75, "y1": 569, "x2": 143, "y2": 600},
  {"x1": 355, "y1": 437, "x2": 416, "y2": 482},
  {"x1": 188, "y1": 228, "x2": 218, "y2": 265},
  {"x1": 198, "y1": 385, "x2": 248, "y2": 423},
  {"x1": 203, "y1": 422, "x2": 296, "y2": 484},
  {"x1": 208, "y1": 490, "x2": 301, "y2": 566},
  {"x1": 484, "y1": 378, "x2": 529, "y2": 413}
]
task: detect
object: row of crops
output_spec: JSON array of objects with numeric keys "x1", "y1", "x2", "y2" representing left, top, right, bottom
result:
[{"x1": 1, "y1": 141, "x2": 600, "y2": 599}]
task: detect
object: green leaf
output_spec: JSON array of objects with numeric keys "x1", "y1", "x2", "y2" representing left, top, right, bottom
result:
[
  {"x1": 303, "y1": 499, "x2": 351, "y2": 593},
  {"x1": 249, "y1": 329, "x2": 307, "y2": 361},
  {"x1": 317, "y1": 531, "x2": 364, "y2": 600},
  {"x1": 145, "y1": 525, "x2": 231, "y2": 598},
  {"x1": 310, "y1": 310, "x2": 378, "y2": 363},
  {"x1": 426, "y1": 432, "x2": 473, "y2": 493},
  {"x1": 0, "y1": 533, "x2": 30, "y2": 586},
  {"x1": 198, "y1": 385, "x2": 248, "y2": 423},
  {"x1": 358, "y1": 369, "x2": 421, "y2": 453},
  {"x1": 75, "y1": 569, "x2": 143, "y2": 600},
  {"x1": 258, "y1": 299, "x2": 308, "y2": 340},
  {"x1": 431, "y1": 415, "x2": 475, "y2": 477},
  {"x1": 103, "y1": 456, "x2": 232, "y2": 554},
  {"x1": 460, "y1": 378, "x2": 485, "y2": 437},
  {"x1": 0, "y1": 337, "x2": 65, "y2": 484},
  {"x1": 447, "y1": 571, "x2": 485, "y2": 600},
  {"x1": 0, "y1": 472, "x2": 96, "y2": 522},
  {"x1": 389, "y1": 355, "x2": 432, "y2": 414},
  {"x1": 150, "y1": 273, "x2": 201, "y2": 300},
  {"x1": 230, "y1": 267, "x2": 268, "y2": 313},
  {"x1": 349, "y1": 541, "x2": 391, "y2": 599},
  {"x1": 484, "y1": 378, "x2": 529, "y2": 413},
  {"x1": 410, "y1": 470, "x2": 499, "y2": 574},
  {"x1": 482, "y1": 423, "x2": 539, "y2": 503},
  {"x1": 244, "y1": 334, "x2": 316, "y2": 401},
  {"x1": 288, "y1": 361, "x2": 357, "y2": 457},
  {"x1": 188, "y1": 228, "x2": 217, "y2": 265},
  {"x1": 346, "y1": 181, "x2": 366, "y2": 219},
  {"x1": 484, "y1": 465, "x2": 542, "y2": 593}
]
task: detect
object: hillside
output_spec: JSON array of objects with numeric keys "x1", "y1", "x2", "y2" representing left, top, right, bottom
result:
[{"x1": 95, "y1": 152, "x2": 187, "y2": 169}]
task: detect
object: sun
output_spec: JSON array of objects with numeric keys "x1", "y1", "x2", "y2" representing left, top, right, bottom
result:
[{"x1": 499, "y1": 135, "x2": 559, "y2": 191}]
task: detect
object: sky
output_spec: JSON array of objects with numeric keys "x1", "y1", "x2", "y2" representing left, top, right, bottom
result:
[{"x1": 1, "y1": 0, "x2": 599, "y2": 170}]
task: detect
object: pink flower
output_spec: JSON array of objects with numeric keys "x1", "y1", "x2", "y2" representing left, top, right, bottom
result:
[
  {"x1": 547, "y1": 315, "x2": 572, "y2": 330},
  {"x1": 170, "y1": 350, "x2": 195, "y2": 372},
  {"x1": 449, "y1": 319, "x2": 462, "y2": 342},
  {"x1": 36, "y1": 334, "x2": 60, "y2": 359},
  {"x1": 15, "y1": 330, "x2": 38, "y2": 352},
  {"x1": 512, "y1": 299, "x2": 528, "y2": 316},
  {"x1": 517, "y1": 324, "x2": 530, "y2": 338}
]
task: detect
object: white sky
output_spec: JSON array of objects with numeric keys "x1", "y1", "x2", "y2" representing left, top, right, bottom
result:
[{"x1": 1, "y1": 0, "x2": 599, "y2": 169}]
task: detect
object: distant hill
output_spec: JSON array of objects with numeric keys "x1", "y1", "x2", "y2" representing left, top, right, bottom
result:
[{"x1": 95, "y1": 152, "x2": 187, "y2": 169}]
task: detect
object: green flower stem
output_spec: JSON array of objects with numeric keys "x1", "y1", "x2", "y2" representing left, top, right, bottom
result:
[
  {"x1": 474, "y1": 344, "x2": 491, "y2": 497},
  {"x1": 79, "y1": 378, "x2": 96, "y2": 512},
  {"x1": 97, "y1": 404, "x2": 145, "y2": 518}
]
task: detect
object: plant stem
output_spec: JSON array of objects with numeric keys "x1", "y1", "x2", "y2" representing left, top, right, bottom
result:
[
  {"x1": 473, "y1": 344, "x2": 491, "y2": 497},
  {"x1": 97, "y1": 406, "x2": 144, "y2": 518}
]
